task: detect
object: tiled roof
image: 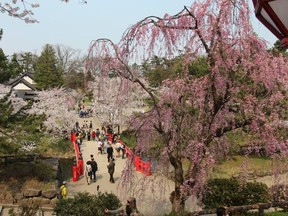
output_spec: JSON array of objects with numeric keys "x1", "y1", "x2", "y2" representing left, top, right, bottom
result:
[
  {"x1": 7, "y1": 72, "x2": 34, "y2": 85},
  {"x1": 11, "y1": 78, "x2": 39, "y2": 91}
]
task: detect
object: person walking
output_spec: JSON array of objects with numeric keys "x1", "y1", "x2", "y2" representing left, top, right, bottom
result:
[
  {"x1": 85, "y1": 161, "x2": 92, "y2": 185},
  {"x1": 121, "y1": 142, "x2": 126, "y2": 159},
  {"x1": 98, "y1": 139, "x2": 103, "y2": 154},
  {"x1": 107, "y1": 142, "x2": 114, "y2": 162},
  {"x1": 87, "y1": 130, "x2": 91, "y2": 141},
  {"x1": 96, "y1": 128, "x2": 101, "y2": 140},
  {"x1": 92, "y1": 130, "x2": 96, "y2": 141},
  {"x1": 107, "y1": 158, "x2": 115, "y2": 183},
  {"x1": 90, "y1": 157, "x2": 98, "y2": 182},
  {"x1": 60, "y1": 181, "x2": 68, "y2": 199},
  {"x1": 115, "y1": 141, "x2": 121, "y2": 158}
]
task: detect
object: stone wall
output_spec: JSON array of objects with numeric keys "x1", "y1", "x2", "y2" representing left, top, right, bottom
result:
[{"x1": 0, "y1": 188, "x2": 58, "y2": 207}]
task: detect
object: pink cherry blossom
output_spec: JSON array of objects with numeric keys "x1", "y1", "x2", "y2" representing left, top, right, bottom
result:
[{"x1": 86, "y1": 0, "x2": 288, "y2": 214}]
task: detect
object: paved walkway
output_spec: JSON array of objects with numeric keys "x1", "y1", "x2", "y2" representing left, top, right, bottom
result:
[{"x1": 66, "y1": 116, "x2": 200, "y2": 216}]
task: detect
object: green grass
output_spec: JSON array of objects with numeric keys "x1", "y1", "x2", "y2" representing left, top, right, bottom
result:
[
  {"x1": 36, "y1": 136, "x2": 74, "y2": 157},
  {"x1": 212, "y1": 155, "x2": 279, "y2": 179},
  {"x1": 119, "y1": 130, "x2": 137, "y2": 148}
]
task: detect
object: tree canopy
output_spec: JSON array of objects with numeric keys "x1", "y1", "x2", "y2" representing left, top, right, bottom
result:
[
  {"x1": 34, "y1": 44, "x2": 63, "y2": 89},
  {"x1": 86, "y1": 0, "x2": 288, "y2": 214}
]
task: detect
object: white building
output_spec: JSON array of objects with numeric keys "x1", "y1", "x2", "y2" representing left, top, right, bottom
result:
[{"x1": 7, "y1": 73, "x2": 38, "y2": 99}]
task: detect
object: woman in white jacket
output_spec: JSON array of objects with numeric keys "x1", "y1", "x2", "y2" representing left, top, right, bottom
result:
[{"x1": 85, "y1": 161, "x2": 92, "y2": 185}]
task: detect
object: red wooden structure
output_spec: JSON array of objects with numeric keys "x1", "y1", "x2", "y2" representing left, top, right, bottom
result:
[
  {"x1": 71, "y1": 132, "x2": 83, "y2": 182},
  {"x1": 134, "y1": 156, "x2": 151, "y2": 176},
  {"x1": 107, "y1": 132, "x2": 113, "y2": 143},
  {"x1": 71, "y1": 132, "x2": 152, "y2": 181}
]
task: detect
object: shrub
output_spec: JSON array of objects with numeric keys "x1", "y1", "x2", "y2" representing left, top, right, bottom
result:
[
  {"x1": 270, "y1": 184, "x2": 288, "y2": 203},
  {"x1": 53, "y1": 192, "x2": 121, "y2": 216},
  {"x1": 33, "y1": 160, "x2": 55, "y2": 182},
  {"x1": 120, "y1": 129, "x2": 137, "y2": 148},
  {"x1": 202, "y1": 178, "x2": 269, "y2": 209}
]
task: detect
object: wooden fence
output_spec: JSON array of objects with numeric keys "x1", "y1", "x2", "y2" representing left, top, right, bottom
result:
[{"x1": 188, "y1": 201, "x2": 288, "y2": 216}]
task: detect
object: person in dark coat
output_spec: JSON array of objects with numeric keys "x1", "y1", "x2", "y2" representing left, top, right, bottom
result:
[
  {"x1": 90, "y1": 157, "x2": 98, "y2": 182},
  {"x1": 107, "y1": 158, "x2": 115, "y2": 183},
  {"x1": 87, "y1": 130, "x2": 91, "y2": 141},
  {"x1": 106, "y1": 142, "x2": 114, "y2": 162}
]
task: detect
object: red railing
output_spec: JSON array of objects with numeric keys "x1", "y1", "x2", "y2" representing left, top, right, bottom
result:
[
  {"x1": 70, "y1": 132, "x2": 151, "y2": 181},
  {"x1": 118, "y1": 139, "x2": 151, "y2": 176},
  {"x1": 134, "y1": 156, "x2": 151, "y2": 176},
  {"x1": 107, "y1": 132, "x2": 114, "y2": 143},
  {"x1": 71, "y1": 132, "x2": 83, "y2": 182}
]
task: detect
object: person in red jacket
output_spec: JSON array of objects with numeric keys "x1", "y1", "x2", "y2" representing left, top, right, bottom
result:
[{"x1": 91, "y1": 130, "x2": 96, "y2": 141}]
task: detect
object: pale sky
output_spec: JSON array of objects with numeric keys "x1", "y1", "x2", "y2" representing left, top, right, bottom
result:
[{"x1": 0, "y1": 0, "x2": 278, "y2": 57}]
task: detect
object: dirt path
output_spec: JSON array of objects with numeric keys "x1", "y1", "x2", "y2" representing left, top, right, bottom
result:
[{"x1": 66, "y1": 115, "x2": 200, "y2": 215}]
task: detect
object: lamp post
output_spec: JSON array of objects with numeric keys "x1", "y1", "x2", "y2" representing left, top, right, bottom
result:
[{"x1": 253, "y1": 0, "x2": 288, "y2": 48}]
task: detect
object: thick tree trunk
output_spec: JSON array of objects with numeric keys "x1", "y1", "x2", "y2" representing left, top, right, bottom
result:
[{"x1": 170, "y1": 161, "x2": 185, "y2": 215}]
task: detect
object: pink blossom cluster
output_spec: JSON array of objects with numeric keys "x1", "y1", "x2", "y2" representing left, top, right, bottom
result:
[
  {"x1": 28, "y1": 87, "x2": 80, "y2": 136},
  {"x1": 86, "y1": 0, "x2": 288, "y2": 210}
]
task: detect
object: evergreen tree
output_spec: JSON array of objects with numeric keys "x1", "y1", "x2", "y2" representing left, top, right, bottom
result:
[
  {"x1": 8, "y1": 54, "x2": 23, "y2": 79},
  {"x1": 19, "y1": 52, "x2": 37, "y2": 73},
  {"x1": 63, "y1": 70, "x2": 84, "y2": 91},
  {"x1": 0, "y1": 88, "x2": 45, "y2": 155},
  {"x1": 0, "y1": 48, "x2": 10, "y2": 83},
  {"x1": 34, "y1": 44, "x2": 63, "y2": 89}
]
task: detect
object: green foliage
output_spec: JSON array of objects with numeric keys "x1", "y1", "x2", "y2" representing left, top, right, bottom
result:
[
  {"x1": 32, "y1": 160, "x2": 55, "y2": 182},
  {"x1": 0, "y1": 91, "x2": 47, "y2": 155},
  {"x1": 54, "y1": 192, "x2": 121, "y2": 216},
  {"x1": 225, "y1": 129, "x2": 252, "y2": 154},
  {"x1": 0, "y1": 48, "x2": 10, "y2": 83},
  {"x1": 188, "y1": 56, "x2": 210, "y2": 78},
  {"x1": 63, "y1": 70, "x2": 84, "y2": 91},
  {"x1": 34, "y1": 44, "x2": 63, "y2": 89},
  {"x1": 268, "y1": 40, "x2": 288, "y2": 57},
  {"x1": 58, "y1": 158, "x2": 73, "y2": 182},
  {"x1": 8, "y1": 54, "x2": 23, "y2": 79},
  {"x1": 143, "y1": 55, "x2": 211, "y2": 88},
  {"x1": 0, "y1": 90, "x2": 72, "y2": 156},
  {"x1": 120, "y1": 129, "x2": 137, "y2": 148},
  {"x1": 143, "y1": 56, "x2": 182, "y2": 87},
  {"x1": 19, "y1": 52, "x2": 37, "y2": 73},
  {"x1": 202, "y1": 178, "x2": 269, "y2": 209},
  {"x1": 0, "y1": 160, "x2": 55, "y2": 183},
  {"x1": 0, "y1": 90, "x2": 13, "y2": 127},
  {"x1": 35, "y1": 136, "x2": 72, "y2": 156},
  {"x1": 143, "y1": 96, "x2": 159, "y2": 108}
]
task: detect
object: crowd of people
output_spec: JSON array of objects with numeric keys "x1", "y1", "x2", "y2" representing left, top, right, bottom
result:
[
  {"x1": 72, "y1": 112, "x2": 129, "y2": 187},
  {"x1": 59, "y1": 104, "x2": 144, "y2": 215},
  {"x1": 74, "y1": 120, "x2": 126, "y2": 161}
]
